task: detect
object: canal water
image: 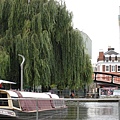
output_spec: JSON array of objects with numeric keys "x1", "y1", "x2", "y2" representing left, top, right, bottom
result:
[
  {"x1": 12, "y1": 102, "x2": 119, "y2": 120},
  {"x1": 64, "y1": 102, "x2": 118, "y2": 120}
]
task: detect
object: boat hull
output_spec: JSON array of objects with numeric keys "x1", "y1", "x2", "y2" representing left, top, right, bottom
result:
[
  {"x1": 0, "y1": 109, "x2": 19, "y2": 120},
  {"x1": 0, "y1": 107, "x2": 67, "y2": 120}
]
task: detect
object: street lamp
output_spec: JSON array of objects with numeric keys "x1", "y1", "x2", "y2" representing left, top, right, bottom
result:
[{"x1": 18, "y1": 54, "x2": 25, "y2": 91}]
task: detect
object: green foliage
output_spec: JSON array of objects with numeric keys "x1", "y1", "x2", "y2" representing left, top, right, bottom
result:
[{"x1": 0, "y1": 0, "x2": 93, "y2": 90}]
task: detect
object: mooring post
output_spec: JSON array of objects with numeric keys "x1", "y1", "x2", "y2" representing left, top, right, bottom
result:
[{"x1": 76, "y1": 100, "x2": 79, "y2": 120}]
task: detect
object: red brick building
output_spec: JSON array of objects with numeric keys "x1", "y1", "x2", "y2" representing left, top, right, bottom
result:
[
  {"x1": 97, "y1": 46, "x2": 120, "y2": 73},
  {"x1": 95, "y1": 47, "x2": 120, "y2": 97}
]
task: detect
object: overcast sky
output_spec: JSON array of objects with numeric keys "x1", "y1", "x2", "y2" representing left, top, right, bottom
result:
[{"x1": 63, "y1": 0, "x2": 120, "y2": 63}]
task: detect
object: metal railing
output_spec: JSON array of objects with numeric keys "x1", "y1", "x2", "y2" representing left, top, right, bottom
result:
[{"x1": 0, "y1": 98, "x2": 120, "y2": 120}]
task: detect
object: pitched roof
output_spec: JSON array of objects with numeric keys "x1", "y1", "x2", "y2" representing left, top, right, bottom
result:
[{"x1": 104, "y1": 50, "x2": 119, "y2": 55}]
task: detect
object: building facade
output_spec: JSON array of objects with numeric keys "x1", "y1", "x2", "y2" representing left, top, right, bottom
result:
[
  {"x1": 95, "y1": 47, "x2": 120, "y2": 97},
  {"x1": 97, "y1": 47, "x2": 120, "y2": 73}
]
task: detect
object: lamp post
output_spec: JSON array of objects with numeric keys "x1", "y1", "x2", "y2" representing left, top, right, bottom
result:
[{"x1": 18, "y1": 54, "x2": 25, "y2": 91}]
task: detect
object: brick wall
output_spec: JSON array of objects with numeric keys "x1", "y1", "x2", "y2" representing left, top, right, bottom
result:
[{"x1": 98, "y1": 51, "x2": 104, "y2": 61}]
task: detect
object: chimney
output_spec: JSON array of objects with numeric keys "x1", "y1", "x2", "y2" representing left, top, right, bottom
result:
[
  {"x1": 98, "y1": 49, "x2": 104, "y2": 61},
  {"x1": 108, "y1": 46, "x2": 114, "y2": 51}
]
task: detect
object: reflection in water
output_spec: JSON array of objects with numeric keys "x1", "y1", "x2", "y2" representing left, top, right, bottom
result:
[
  {"x1": 21, "y1": 102, "x2": 118, "y2": 120},
  {"x1": 85, "y1": 102, "x2": 118, "y2": 120},
  {"x1": 65, "y1": 102, "x2": 118, "y2": 120}
]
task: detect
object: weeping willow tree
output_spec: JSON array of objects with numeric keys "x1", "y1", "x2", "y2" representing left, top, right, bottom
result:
[{"x1": 0, "y1": 0, "x2": 93, "y2": 91}]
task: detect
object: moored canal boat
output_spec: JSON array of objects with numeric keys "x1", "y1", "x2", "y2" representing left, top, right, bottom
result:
[{"x1": 0, "y1": 89, "x2": 67, "y2": 120}]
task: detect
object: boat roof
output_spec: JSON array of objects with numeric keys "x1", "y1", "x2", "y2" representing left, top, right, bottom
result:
[
  {"x1": 0, "y1": 79, "x2": 16, "y2": 84},
  {"x1": 47, "y1": 93, "x2": 59, "y2": 99},
  {"x1": 1, "y1": 90, "x2": 59, "y2": 99}
]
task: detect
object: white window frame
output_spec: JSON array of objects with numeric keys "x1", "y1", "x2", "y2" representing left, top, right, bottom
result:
[
  {"x1": 105, "y1": 57, "x2": 109, "y2": 62},
  {"x1": 118, "y1": 66, "x2": 120, "y2": 72},
  {"x1": 105, "y1": 54, "x2": 109, "y2": 62},
  {"x1": 105, "y1": 65, "x2": 109, "y2": 72},
  {"x1": 111, "y1": 65, "x2": 115, "y2": 72}
]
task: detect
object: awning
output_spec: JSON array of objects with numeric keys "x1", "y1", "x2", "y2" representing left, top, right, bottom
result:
[{"x1": 0, "y1": 79, "x2": 16, "y2": 84}]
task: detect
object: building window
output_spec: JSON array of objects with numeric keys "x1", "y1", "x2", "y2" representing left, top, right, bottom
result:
[
  {"x1": 111, "y1": 66, "x2": 115, "y2": 72},
  {"x1": 118, "y1": 57, "x2": 120, "y2": 62},
  {"x1": 105, "y1": 57, "x2": 109, "y2": 62},
  {"x1": 109, "y1": 56, "x2": 111, "y2": 61},
  {"x1": 115, "y1": 56, "x2": 117, "y2": 61},
  {"x1": 97, "y1": 65, "x2": 100, "y2": 71},
  {"x1": 105, "y1": 66, "x2": 109, "y2": 72},
  {"x1": 118, "y1": 66, "x2": 120, "y2": 72}
]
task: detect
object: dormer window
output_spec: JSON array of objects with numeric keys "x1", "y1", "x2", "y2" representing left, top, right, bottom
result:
[
  {"x1": 117, "y1": 54, "x2": 120, "y2": 62},
  {"x1": 111, "y1": 54, "x2": 115, "y2": 62},
  {"x1": 105, "y1": 54, "x2": 109, "y2": 62},
  {"x1": 105, "y1": 57, "x2": 109, "y2": 62}
]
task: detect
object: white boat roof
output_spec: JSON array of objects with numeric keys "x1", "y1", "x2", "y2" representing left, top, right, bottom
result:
[
  {"x1": 7, "y1": 91, "x2": 50, "y2": 98},
  {"x1": 47, "y1": 93, "x2": 59, "y2": 99},
  {"x1": 0, "y1": 79, "x2": 16, "y2": 84},
  {"x1": 19, "y1": 91, "x2": 50, "y2": 98},
  {"x1": 2, "y1": 90, "x2": 59, "y2": 99}
]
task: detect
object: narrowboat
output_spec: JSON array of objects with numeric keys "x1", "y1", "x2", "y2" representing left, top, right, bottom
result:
[{"x1": 0, "y1": 82, "x2": 67, "y2": 120}]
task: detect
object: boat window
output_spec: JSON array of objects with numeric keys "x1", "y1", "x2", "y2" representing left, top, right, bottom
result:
[
  {"x1": 0, "y1": 93, "x2": 8, "y2": 106},
  {"x1": 12, "y1": 97, "x2": 20, "y2": 108}
]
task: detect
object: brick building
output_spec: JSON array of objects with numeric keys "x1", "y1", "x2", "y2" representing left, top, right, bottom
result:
[
  {"x1": 97, "y1": 46, "x2": 120, "y2": 73},
  {"x1": 95, "y1": 46, "x2": 120, "y2": 97}
]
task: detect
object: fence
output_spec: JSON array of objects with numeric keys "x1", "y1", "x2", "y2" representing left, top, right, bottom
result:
[{"x1": 0, "y1": 98, "x2": 120, "y2": 120}]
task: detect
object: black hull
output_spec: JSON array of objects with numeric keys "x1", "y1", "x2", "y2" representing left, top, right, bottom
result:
[
  {"x1": 0, "y1": 107, "x2": 68, "y2": 120},
  {"x1": 0, "y1": 115, "x2": 19, "y2": 120}
]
